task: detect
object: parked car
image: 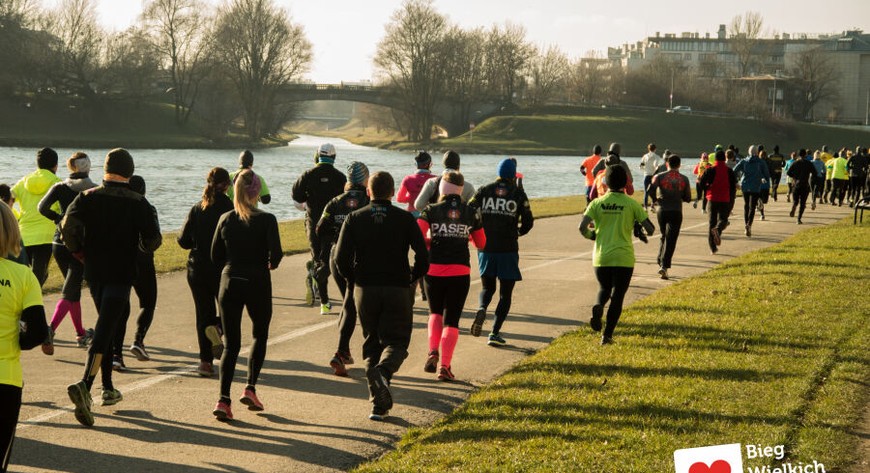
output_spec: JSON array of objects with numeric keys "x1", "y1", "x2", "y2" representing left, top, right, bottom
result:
[{"x1": 667, "y1": 106, "x2": 692, "y2": 114}]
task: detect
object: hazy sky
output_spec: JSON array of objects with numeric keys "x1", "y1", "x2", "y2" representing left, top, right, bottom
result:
[{"x1": 41, "y1": 0, "x2": 870, "y2": 83}]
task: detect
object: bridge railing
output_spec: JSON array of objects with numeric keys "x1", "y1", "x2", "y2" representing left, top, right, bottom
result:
[{"x1": 285, "y1": 83, "x2": 375, "y2": 92}]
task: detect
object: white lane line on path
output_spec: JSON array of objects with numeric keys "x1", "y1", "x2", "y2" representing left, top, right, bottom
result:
[
  {"x1": 22, "y1": 220, "x2": 711, "y2": 428},
  {"x1": 20, "y1": 320, "x2": 336, "y2": 429}
]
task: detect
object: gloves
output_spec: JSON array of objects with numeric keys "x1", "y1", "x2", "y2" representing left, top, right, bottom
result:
[{"x1": 633, "y1": 222, "x2": 648, "y2": 244}]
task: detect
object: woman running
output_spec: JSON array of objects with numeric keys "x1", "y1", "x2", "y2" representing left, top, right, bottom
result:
[
  {"x1": 1, "y1": 201, "x2": 48, "y2": 471},
  {"x1": 211, "y1": 169, "x2": 282, "y2": 420},
  {"x1": 37, "y1": 152, "x2": 97, "y2": 353},
  {"x1": 178, "y1": 168, "x2": 234, "y2": 378},
  {"x1": 418, "y1": 171, "x2": 485, "y2": 381},
  {"x1": 579, "y1": 165, "x2": 654, "y2": 345}
]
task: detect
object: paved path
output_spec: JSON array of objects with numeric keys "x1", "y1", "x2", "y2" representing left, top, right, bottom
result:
[{"x1": 11, "y1": 200, "x2": 854, "y2": 473}]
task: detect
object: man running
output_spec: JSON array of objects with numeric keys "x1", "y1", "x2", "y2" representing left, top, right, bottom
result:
[
  {"x1": 848, "y1": 147, "x2": 869, "y2": 206},
  {"x1": 826, "y1": 151, "x2": 849, "y2": 206},
  {"x1": 733, "y1": 145, "x2": 770, "y2": 238},
  {"x1": 648, "y1": 154, "x2": 691, "y2": 280},
  {"x1": 810, "y1": 151, "x2": 826, "y2": 210},
  {"x1": 228, "y1": 150, "x2": 271, "y2": 205},
  {"x1": 335, "y1": 171, "x2": 428, "y2": 421},
  {"x1": 61, "y1": 149, "x2": 162, "y2": 426},
  {"x1": 788, "y1": 149, "x2": 816, "y2": 224},
  {"x1": 467, "y1": 159, "x2": 534, "y2": 347},
  {"x1": 767, "y1": 145, "x2": 786, "y2": 201},
  {"x1": 580, "y1": 145, "x2": 603, "y2": 204},
  {"x1": 292, "y1": 143, "x2": 347, "y2": 314},
  {"x1": 639, "y1": 143, "x2": 661, "y2": 209},
  {"x1": 699, "y1": 150, "x2": 737, "y2": 254},
  {"x1": 414, "y1": 150, "x2": 475, "y2": 208},
  {"x1": 820, "y1": 145, "x2": 834, "y2": 203}
]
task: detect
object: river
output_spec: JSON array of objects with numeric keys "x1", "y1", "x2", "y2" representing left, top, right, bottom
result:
[{"x1": 0, "y1": 135, "x2": 664, "y2": 231}]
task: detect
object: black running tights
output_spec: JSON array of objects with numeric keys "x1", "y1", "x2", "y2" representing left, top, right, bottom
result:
[
  {"x1": 594, "y1": 266, "x2": 634, "y2": 338},
  {"x1": 425, "y1": 275, "x2": 470, "y2": 328},
  {"x1": 0, "y1": 384, "x2": 21, "y2": 473},
  {"x1": 478, "y1": 276, "x2": 516, "y2": 334},
  {"x1": 219, "y1": 272, "x2": 273, "y2": 399}
]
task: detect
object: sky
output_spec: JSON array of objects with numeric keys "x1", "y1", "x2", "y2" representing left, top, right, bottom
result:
[{"x1": 40, "y1": 0, "x2": 870, "y2": 83}]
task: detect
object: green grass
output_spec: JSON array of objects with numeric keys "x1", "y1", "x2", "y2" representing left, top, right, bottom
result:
[{"x1": 353, "y1": 219, "x2": 870, "y2": 473}]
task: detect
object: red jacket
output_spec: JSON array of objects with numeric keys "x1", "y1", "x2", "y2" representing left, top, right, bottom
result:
[{"x1": 700, "y1": 161, "x2": 736, "y2": 203}]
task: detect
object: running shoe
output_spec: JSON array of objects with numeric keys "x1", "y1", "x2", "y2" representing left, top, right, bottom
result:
[
  {"x1": 658, "y1": 268, "x2": 669, "y2": 280},
  {"x1": 330, "y1": 353, "x2": 349, "y2": 377},
  {"x1": 320, "y1": 302, "x2": 331, "y2": 315},
  {"x1": 213, "y1": 399, "x2": 233, "y2": 421},
  {"x1": 601, "y1": 336, "x2": 615, "y2": 345},
  {"x1": 112, "y1": 355, "x2": 127, "y2": 372},
  {"x1": 789, "y1": 207, "x2": 796, "y2": 217},
  {"x1": 797, "y1": 219, "x2": 803, "y2": 225},
  {"x1": 369, "y1": 405, "x2": 389, "y2": 421},
  {"x1": 130, "y1": 342, "x2": 150, "y2": 362},
  {"x1": 470, "y1": 308, "x2": 486, "y2": 337},
  {"x1": 589, "y1": 304, "x2": 603, "y2": 332},
  {"x1": 760, "y1": 212, "x2": 765, "y2": 221},
  {"x1": 240, "y1": 388, "x2": 264, "y2": 411},
  {"x1": 710, "y1": 227, "x2": 721, "y2": 247},
  {"x1": 744, "y1": 225, "x2": 751, "y2": 238},
  {"x1": 693, "y1": 201, "x2": 698, "y2": 209},
  {"x1": 811, "y1": 202, "x2": 816, "y2": 211},
  {"x1": 366, "y1": 367, "x2": 393, "y2": 411},
  {"x1": 487, "y1": 333, "x2": 506, "y2": 347},
  {"x1": 437, "y1": 365, "x2": 455, "y2": 382},
  {"x1": 197, "y1": 362, "x2": 214, "y2": 377},
  {"x1": 76, "y1": 328, "x2": 94, "y2": 348},
  {"x1": 340, "y1": 351, "x2": 354, "y2": 365},
  {"x1": 424, "y1": 350, "x2": 439, "y2": 373},
  {"x1": 204, "y1": 325, "x2": 224, "y2": 359},
  {"x1": 67, "y1": 380, "x2": 94, "y2": 427},
  {"x1": 42, "y1": 329, "x2": 55, "y2": 356},
  {"x1": 101, "y1": 388, "x2": 123, "y2": 406}
]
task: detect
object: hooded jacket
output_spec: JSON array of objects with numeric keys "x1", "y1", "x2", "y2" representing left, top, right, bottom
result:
[
  {"x1": 11, "y1": 169, "x2": 62, "y2": 246},
  {"x1": 733, "y1": 155, "x2": 771, "y2": 193},
  {"x1": 38, "y1": 173, "x2": 98, "y2": 245}
]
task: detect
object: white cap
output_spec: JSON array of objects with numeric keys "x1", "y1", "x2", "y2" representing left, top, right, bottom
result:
[{"x1": 318, "y1": 143, "x2": 336, "y2": 157}]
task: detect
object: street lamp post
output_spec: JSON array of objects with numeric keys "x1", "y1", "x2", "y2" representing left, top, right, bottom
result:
[
  {"x1": 669, "y1": 69, "x2": 674, "y2": 109},
  {"x1": 865, "y1": 87, "x2": 869, "y2": 126}
]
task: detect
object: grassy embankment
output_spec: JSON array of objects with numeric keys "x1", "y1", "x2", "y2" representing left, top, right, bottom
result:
[
  {"x1": 0, "y1": 96, "x2": 292, "y2": 149},
  {"x1": 353, "y1": 218, "x2": 870, "y2": 473},
  {"x1": 315, "y1": 106, "x2": 870, "y2": 158},
  {"x1": 40, "y1": 193, "x2": 587, "y2": 293}
]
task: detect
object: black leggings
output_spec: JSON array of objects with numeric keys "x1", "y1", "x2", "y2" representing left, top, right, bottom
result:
[
  {"x1": 53, "y1": 244, "x2": 84, "y2": 302},
  {"x1": 0, "y1": 384, "x2": 22, "y2": 473},
  {"x1": 425, "y1": 275, "x2": 470, "y2": 328},
  {"x1": 656, "y1": 210, "x2": 683, "y2": 269},
  {"x1": 792, "y1": 186, "x2": 810, "y2": 220},
  {"x1": 478, "y1": 276, "x2": 516, "y2": 335},
  {"x1": 219, "y1": 271, "x2": 273, "y2": 399},
  {"x1": 25, "y1": 244, "x2": 52, "y2": 288},
  {"x1": 742, "y1": 192, "x2": 760, "y2": 226},
  {"x1": 330, "y1": 255, "x2": 356, "y2": 354},
  {"x1": 113, "y1": 256, "x2": 158, "y2": 356},
  {"x1": 187, "y1": 268, "x2": 222, "y2": 363},
  {"x1": 306, "y1": 220, "x2": 330, "y2": 303},
  {"x1": 83, "y1": 283, "x2": 131, "y2": 391},
  {"x1": 594, "y1": 266, "x2": 634, "y2": 338},
  {"x1": 770, "y1": 172, "x2": 782, "y2": 199},
  {"x1": 831, "y1": 179, "x2": 848, "y2": 204},
  {"x1": 850, "y1": 176, "x2": 866, "y2": 202},
  {"x1": 708, "y1": 201, "x2": 731, "y2": 252},
  {"x1": 694, "y1": 182, "x2": 707, "y2": 211}
]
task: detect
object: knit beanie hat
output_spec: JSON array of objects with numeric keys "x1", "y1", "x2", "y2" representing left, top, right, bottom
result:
[
  {"x1": 443, "y1": 150, "x2": 460, "y2": 170},
  {"x1": 497, "y1": 158, "x2": 516, "y2": 179},
  {"x1": 347, "y1": 161, "x2": 370, "y2": 186},
  {"x1": 105, "y1": 148, "x2": 134, "y2": 178},
  {"x1": 604, "y1": 164, "x2": 628, "y2": 191}
]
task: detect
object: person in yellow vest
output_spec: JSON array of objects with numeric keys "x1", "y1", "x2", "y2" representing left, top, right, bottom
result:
[
  {"x1": 826, "y1": 151, "x2": 849, "y2": 206},
  {"x1": 819, "y1": 145, "x2": 834, "y2": 203},
  {"x1": 11, "y1": 148, "x2": 62, "y2": 287}
]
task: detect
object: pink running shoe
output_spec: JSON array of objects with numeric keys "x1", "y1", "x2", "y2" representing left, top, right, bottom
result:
[
  {"x1": 239, "y1": 388, "x2": 264, "y2": 411},
  {"x1": 213, "y1": 400, "x2": 233, "y2": 421}
]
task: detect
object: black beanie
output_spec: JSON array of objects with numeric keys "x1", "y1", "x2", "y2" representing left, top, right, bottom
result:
[
  {"x1": 443, "y1": 150, "x2": 460, "y2": 170},
  {"x1": 105, "y1": 148, "x2": 134, "y2": 178},
  {"x1": 604, "y1": 164, "x2": 628, "y2": 190}
]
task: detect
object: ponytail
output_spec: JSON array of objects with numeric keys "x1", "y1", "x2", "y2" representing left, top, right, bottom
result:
[
  {"x1": 232, "y1": 169, "x2": 262, "y2": 222},
  {"x1": 201, "y1": 167, "x2": 231, "y2": 210}
]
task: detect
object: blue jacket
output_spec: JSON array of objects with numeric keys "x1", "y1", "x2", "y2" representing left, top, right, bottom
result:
[
  {"x1": 811, "y1": 159, "x2": 826, "y2": 179},
  {"x1": 734, "y1": 156, "x2": 770, "y2": 193}
]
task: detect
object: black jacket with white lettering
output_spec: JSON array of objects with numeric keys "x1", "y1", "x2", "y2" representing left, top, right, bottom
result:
[
  {"x1": 419, "y1": 194, "x2": 483, "y2": 266},
  {"x1": 316, "y1": 186, "x2": 370, "y2": 261},
  {"x1": 291, "y1": 164, "x2": 347, "y2": 224},
  {"x1": 468, "y1": 178, "x2": 533, "y2": 253}
]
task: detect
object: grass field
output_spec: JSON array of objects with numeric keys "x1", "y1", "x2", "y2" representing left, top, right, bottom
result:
[{"x1": 351, "y1": 219, "x2": 870, "y2": 473}]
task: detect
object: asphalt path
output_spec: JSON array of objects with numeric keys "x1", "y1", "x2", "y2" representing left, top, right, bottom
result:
[{"x1": 11, "y1": 199, "x2": 854, "y2": 473}]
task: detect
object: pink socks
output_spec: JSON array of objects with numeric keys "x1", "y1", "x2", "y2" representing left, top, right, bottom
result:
[
  {"x1": 69, "y1": 301, "x2": 84, "y2": 335},
  {"x1": 427, "y1": 314, "x2": 443, "y2": 352},
  {"x1": 440, "y1": 327, "x2": 460, "y2": 368},
  {"x1": 50, "y1": 299, "x2": 85, "y2": 336}
]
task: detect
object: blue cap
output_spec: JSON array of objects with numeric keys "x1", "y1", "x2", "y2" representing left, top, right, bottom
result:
[{"x1": 497, "y1": 158, "x2": 516, "y2": 179}]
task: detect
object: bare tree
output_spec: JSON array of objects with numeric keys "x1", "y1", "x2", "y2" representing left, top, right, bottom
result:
[
  {"x1": 142, "y1": 0, "x2": 212, "y2": 126},
  {"x1": 211, "y1": 0, "x2": 312, "y2": 140},
  {"x1": 46, "y1": 0, "x2": 104, "y2": 104},
  {"x1": 484, "y1": 22, "x2": 534, "y2": 104},
  {"x1": 0, "y1": 0, "x2": 41, "y2": 95},
  {"x1": 525, "y1": 44, "x2": 569, "y2": 107},
  {"x1": 729, "y1": 11, "x2": 764, "y2": 77},
  {"x1": 102, "y1": 27, "x2": 161, "y2": 102},
  {"x1": 790, "y1": 46, "x2": 839, "y2": 120},
  {"x1": 374, "y1": 0, "x2": 448, "y2": 142},
  {"x1": 441, "y1": 26, "x2": 488, "y2": 131}
]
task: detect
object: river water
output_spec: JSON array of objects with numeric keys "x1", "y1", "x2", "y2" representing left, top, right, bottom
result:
[{"x1": 0, "y1": 135, "x2": 660, "y2": 231}]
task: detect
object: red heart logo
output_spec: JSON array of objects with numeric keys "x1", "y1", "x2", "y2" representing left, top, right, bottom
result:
[{"x1": 689, "y1": 460, "x2": 731, "y2": 473}]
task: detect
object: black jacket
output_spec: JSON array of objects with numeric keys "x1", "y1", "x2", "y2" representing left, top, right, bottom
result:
[
  {"x1": 418, "y1": 194, "x2": 482, "y2": 266},
  {"x1": 61, "y1": 181, "x2": 162, "y2": 284},
  {"x1": 211, "y1": 210, "x2": 283, "y2": 277},
  {"x1": 177, "y1": 193, "x2": 234, "y2": 275},
  {"x1": 787, "y1": 158, "x2": 816, "y2": 189},
  {"x1": 335, "y1": 200, "x2": 428, "y2": 287},
  {"x1": 468, "y1": 179, "x2": 533, "y2": 253},
  {"x1": 291, "y1": 164, "x2": 347, "y2": 224},
  {"x1": 316, "y1": 186, "x2": 370, "y2": 247}
]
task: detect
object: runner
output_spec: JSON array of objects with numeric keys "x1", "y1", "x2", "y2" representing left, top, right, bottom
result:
[
  {"x1": 848, "y1": 147, "x2": 869, "y2": 205},
  {"x1": 316, "y1": 162, "x2": 370, "y2": 377},
  {"x1": 767, "y1": 145, "x2": 786, "y2": 201},
  {"x1": 820, "y1": 145, "x2": 834, "y2": 203},
  {"x1": 177, "y1": 167, "x2": 233, "y2": 378},
  {"x1": 733, "y1": 145, "x2": 770, "y2": 238},
  {"x1": 414, "y1": 150, "x2": 475, "y2": 209},
  {"x1": 787, "y1": 149, "x2": 816, "y2": 224},
  {"x1": 784, "y1": 152, "x2": 796, "y2": 202},
  {"x1": 211, "y1": 169, "x2": 283, "y2": 421},
  {"x1": 591, "y1": 143, "x2": 633, "y2": 180},
  {"x1": 396, "y1": 151, "x2": 433, "y2": 302},
  {"x1": 417, "y1": 171, "x2": 485, "y2": 381},
  {"x1": 757, "y1": 150, "x2": 771, "y2": 221},
  {"x1": 699, "y1": 150, "x2": 737, "y2": 254},
  {"x1": 692, "y1": 153, "x2": 711, "y2": 213},
  {"x1": 648, "y1": 154, "x2": 691, "y2": 280},
  {"x1": 810, "y1": 151, "x2": 826, "y2": 210},
  {"x1": 334, "y1": 171, "x2": 429, "y2": 421},
  {"x1": 467, "y1": 158, "x2": 534, "y2": 347},
  {"x1": 580, "y1": 145, "x2": 603, "y2": 204},
  {"x1": 639, "y1": 143, "x2": 662, "y2": 209},
  {"x1": 0, "y1": 186, "x2": 27, "y2": 266},
  {"x1": 61, "y1": 149, "x2": 162, "y2": 427},
  {"x1": 111, "y1": 176, "x2": 159, "y2": 370},
  {"x1": 578, "y1": 165, "x2": 654, "y2": 345},
  {"x1": 227, "y1": 150, "x2": 271, "y2": 205},
  {"x1": 292, "y1": 143, "x2": 347, "y2": 314},
  {"x1": 11, "y1": 148, "x2": 62, "y2": 287},
  {"x1": 37, "y1": 152, "x2": 97, "y2": 353},
  {"x1": 826, "y1": 151, "x2": 849, "y2": 206},
  {"x1": 0, "y1": 202, "x2": 48, "y2": 472}
]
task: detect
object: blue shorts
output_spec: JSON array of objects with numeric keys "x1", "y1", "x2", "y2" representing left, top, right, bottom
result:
[{"x1": 478, "y1": 252, "x2": 522, "y2": 281}]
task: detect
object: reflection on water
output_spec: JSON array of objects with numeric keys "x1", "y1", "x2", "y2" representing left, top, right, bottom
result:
[{"x1": 0, "y1": 135, "x2": 664, "y2": 231}]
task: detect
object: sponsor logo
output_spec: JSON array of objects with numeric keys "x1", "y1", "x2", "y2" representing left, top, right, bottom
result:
[
  {"x1": 347, "y1": 198, "x2": 358, "y2": 209},
  {"x1": 448, "y1": 209, "x2": 460, "y2": 220},
  {"x1": 674, "y1": 444, "x2": 743, "y2": 473}
]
